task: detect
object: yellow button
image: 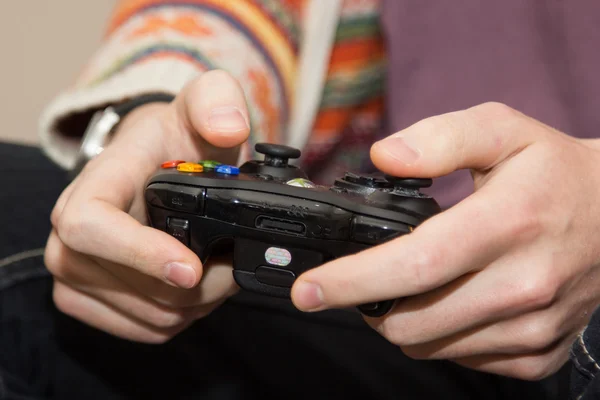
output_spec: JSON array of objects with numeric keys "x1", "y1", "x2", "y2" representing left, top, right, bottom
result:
[{"x1": 177, "y1": 162, "x2": 203, "y2": 173}]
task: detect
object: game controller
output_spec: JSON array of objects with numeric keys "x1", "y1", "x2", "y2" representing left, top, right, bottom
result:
[{"x1": 144, "y1": 143, "x2": 441, "y2": 317}]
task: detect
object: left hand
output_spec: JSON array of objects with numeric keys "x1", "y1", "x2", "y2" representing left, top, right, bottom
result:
[{"x1": 290, "y1": 102, "x2": 600, "y2": 380}]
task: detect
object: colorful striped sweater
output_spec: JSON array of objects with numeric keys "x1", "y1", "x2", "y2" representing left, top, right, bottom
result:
[{"x1": 39, "y1": 0, "x2": 386, "y2": 185}]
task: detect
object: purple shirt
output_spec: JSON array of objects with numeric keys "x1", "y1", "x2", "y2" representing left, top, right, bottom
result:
[{"x1": 380, "y1": 1, "x2": 600, "y2": 208}]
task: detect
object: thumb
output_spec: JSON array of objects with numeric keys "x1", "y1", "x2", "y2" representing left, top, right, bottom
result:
[
  {"x1": 370, "y1": 102, "x2": 542, "y2": 178},
  {"x1": 176, "y1": 69, "x2": 251, "y2": 162}
]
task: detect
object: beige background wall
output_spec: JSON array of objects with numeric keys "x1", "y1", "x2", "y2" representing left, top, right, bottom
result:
[{"x1": 0, "y1": 1, "x2": 116, "y2": 145}]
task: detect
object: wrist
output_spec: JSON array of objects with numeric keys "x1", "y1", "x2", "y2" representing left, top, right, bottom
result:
[
  {"x1": 71, "y1": 94, "x2": 175, "y2": 177},
  {"x1": 112, "y1": 102, "x2": 171, "y2": 141}
]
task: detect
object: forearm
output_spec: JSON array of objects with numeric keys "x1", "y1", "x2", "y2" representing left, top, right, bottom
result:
[{"x1": 39, "y1": 0, "x2": 300, "y2": 169}]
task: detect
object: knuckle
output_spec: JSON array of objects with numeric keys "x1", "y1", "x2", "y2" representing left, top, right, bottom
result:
[
  {"x1": 52, "y1": 282, "x2": 78, "y2": 316},
  {"x1": 377, "y1": 320, "x2": 399, "y2": 345},
  {"x1": 56, "y1": 209, "x2": 85, "y2": 248},
  {"x1": 50, "y1": 206, "x2": 61, "y2": 229},
  {"x1": 518, "y1": 318, "x2": 558, "y2": 352},
  {"x1": 406, "y1": 249, "x2": 442, "y2": 293},
  {"x1": 44, "y1": 240, "x2": 69, "y2": 279},
  {"x1": 377, "y1": 318, "x2": 409, "y2": 347},
  {"x1": 506, "y1": 198, "x2": 543, "y2": 242},
  {"x1": 514, "y1": 270, "x2": 559, "y2": 310},
  {"x1": 145, "y1": 308, "x2": 186, "y2": 330},
  {"x1": 472, "y1": 101, "x2": 518, "y2": 120},
  {"x1": 511, "y1": 358, "x2": 554, "y2": 381},
  {"x1": 152, "y1": 292, "x2": 197, "y2": 309}
]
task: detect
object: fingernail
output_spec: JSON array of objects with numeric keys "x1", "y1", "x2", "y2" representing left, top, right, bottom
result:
[
  {"x1": 164, "y1": 262, "x2": 197, "y2": 289},
  {"x1": 377, "y1": 135, "x2": 421, "y2": 165},
  {"x1": 294, "y1": 281, "x2": 325, "y2": 311},
  {"x1": 208, "y1": 106, "x2": 249, "y2": 133}
]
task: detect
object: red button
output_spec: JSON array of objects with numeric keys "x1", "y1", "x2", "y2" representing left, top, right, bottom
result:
[{"x1": 161, "y1": 160, "x2": 186, "y2": 169}]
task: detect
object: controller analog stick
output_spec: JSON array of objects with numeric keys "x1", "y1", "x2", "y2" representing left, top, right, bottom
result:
[
  {"x1": 256, "y1": 143, "x2": 301, "y2": 167},
  {"x1": 385, "y1": 175, "x2": 433, "y2": 190}
]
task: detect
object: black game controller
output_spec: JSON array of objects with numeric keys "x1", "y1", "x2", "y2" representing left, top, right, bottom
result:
[{"x1": 144, "y1": 143, "x2": 441, "y2": 317}]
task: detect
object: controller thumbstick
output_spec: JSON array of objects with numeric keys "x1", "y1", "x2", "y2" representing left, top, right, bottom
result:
[
  {"x1": 385, "y1": 175, "x2": 433, "y2": 190},
  {"x1": 255, "y1": 143, "x2": 301, "y2": 168}
]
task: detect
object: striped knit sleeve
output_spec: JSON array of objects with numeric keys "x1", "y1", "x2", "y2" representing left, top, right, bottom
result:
[{"x1": 39, "y1": 0, "x2": 304, "y2": 170}]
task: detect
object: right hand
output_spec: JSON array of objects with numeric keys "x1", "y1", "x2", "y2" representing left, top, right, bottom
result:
[{"x1": 44, "y1": 70, "x2": 250, "y2": 343}]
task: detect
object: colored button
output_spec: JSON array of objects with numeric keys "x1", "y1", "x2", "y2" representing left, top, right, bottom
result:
[
  {"x1": 199, "y1": 160, "x2": 222, "y2": 169},
  {"x1": 161, "y1": 160, "x2": 186, "y2": 169},
  {"x1": 216, "y1": 165, "x2": 239, "y2": 175},
  {"x1": 177, "y1": 162, "x2": 203, "y2": 173}
]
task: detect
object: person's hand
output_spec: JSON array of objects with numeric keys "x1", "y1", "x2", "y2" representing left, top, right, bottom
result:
[
  {"x1": 290, "y1": 102, "x2": 600, "y2": 380},
  {"x1": 44, "y1": 70, "x2": 250, "y2": 343}
]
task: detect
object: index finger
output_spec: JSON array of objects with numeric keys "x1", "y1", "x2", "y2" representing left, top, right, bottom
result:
[
  {"x1": 56, "y1": 157, "x2": 202, "y2": 289},
  {"x1": 290, "y1": 187, "x2": 533, "y2": 311}
]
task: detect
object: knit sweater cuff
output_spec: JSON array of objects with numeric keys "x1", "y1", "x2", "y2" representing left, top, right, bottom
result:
[
  {"x1": 39, "y1": 59, "x2": 203, "y2": 170},
  {"x1": 38, "y1": 1, "x2": 300, "y2": 170}
]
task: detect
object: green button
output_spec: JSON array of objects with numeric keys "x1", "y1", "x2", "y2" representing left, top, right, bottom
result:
[{"x1": 199, "y1": 160, "x2": 222, "y2": 169}]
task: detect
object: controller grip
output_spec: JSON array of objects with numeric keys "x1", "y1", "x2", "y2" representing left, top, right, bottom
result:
[{"x1": 357, "y1": 299, "x2": 396, "y2": 317}]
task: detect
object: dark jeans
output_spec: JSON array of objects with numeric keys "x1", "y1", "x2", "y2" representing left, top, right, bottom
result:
[
  {"x1": 0, "y1": 142, "x2": 576, "y2": 399},
  {"x1": 570, "y1": 307, "x2": 600, "y2": 399}
]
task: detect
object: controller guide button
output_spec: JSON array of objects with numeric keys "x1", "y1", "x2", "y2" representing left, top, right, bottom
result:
[
  {"x1": 177, "y1": 162, "x2": 204, "y2": 173},
  {"x1": 286, "y1": 178, "x2": 316, "y2": 188},
  {"x1": 199, "y1": 160, "x2": 222, "y2": 169},
  {"x1": 255, "y1": 265, "x2": 296, "y2": 287},
  {"x1": 161, "y1": 160, "x2": 186, "y2": 169},
  {"x1": 216, "y1": 165, "x2": 240, "y2": 175}
]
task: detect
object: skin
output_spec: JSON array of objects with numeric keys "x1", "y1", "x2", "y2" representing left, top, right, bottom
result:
[
  {"x1": 46, "y1": 69, "x2": 600, "y2": 380},
  {"x1": 290, "y1": 102, "x2": 600, "y2": 380},
  {"x1": 45, "y1": 70, "x2": 250, "y2": 344}
]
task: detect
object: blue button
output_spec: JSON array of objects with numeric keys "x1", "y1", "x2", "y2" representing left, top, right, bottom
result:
[{"x1": 216, "y1": 165, "x2": 240, "y2": 175}]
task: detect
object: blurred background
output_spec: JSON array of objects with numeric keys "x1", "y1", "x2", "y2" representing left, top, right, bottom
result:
[{"x1": 0, "y1": 1, "x2": 116, "y2": 145}]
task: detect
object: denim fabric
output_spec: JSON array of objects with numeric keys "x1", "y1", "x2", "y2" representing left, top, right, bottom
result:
[
  {"x1": 570, "y1": 306, "x2": 600, "y2": 400},
  {"x1": 0, "y1": 142, "x2": 572, "y2": 399}
]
